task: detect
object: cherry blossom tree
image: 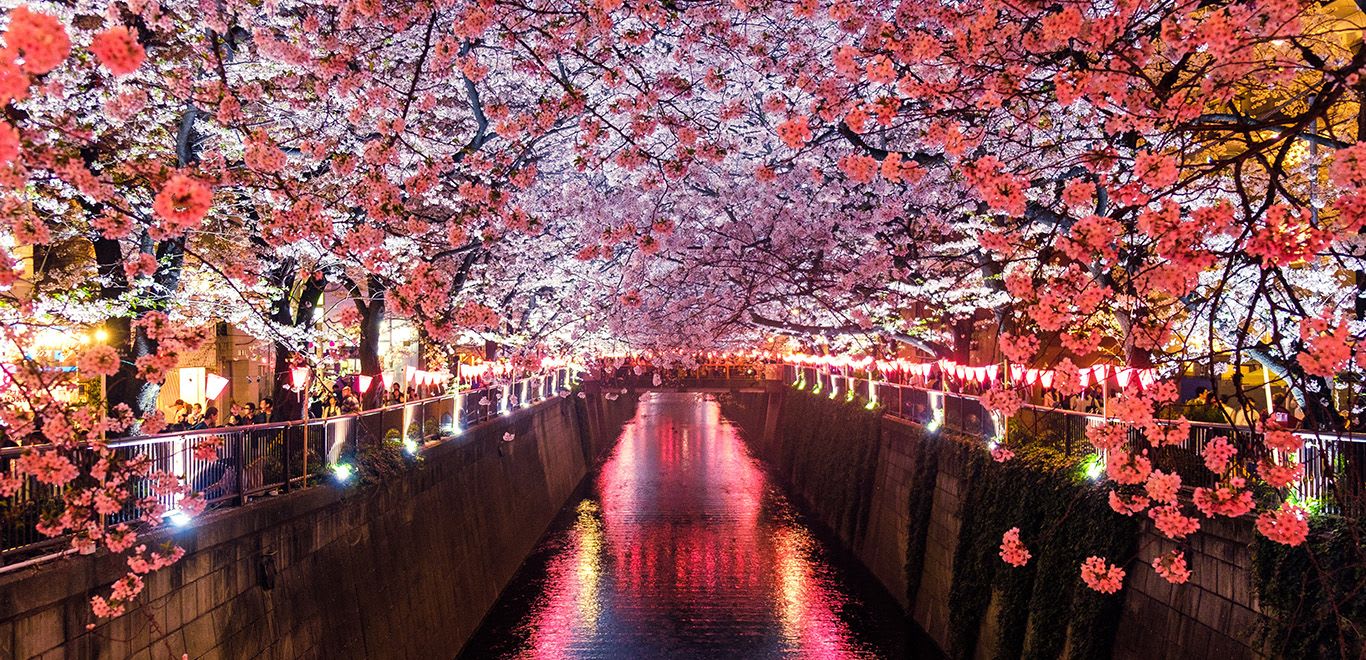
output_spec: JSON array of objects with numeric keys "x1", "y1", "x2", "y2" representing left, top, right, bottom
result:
[{"x1": 3, "y1": 0, "x2": 1366, "y2": 649}]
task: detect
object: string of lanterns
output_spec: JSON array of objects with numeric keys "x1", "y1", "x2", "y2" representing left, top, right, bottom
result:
[{"x1": 783, "y1": 354, "x2": 1161, "y2": 391}]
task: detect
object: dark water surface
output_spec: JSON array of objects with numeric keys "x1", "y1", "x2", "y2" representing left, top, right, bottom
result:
[{"x1": 460, "y1": 393, "x2": 941, "y2": 659}]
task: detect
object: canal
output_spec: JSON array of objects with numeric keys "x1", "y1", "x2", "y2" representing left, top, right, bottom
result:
[{"x1": 460, "y1": 392, "x2": 942, "y2": 659}]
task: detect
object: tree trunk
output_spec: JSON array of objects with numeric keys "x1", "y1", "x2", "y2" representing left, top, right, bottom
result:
[
  {"x1": 92, "y1": 234, "x2": 185, "y2": 428},
  {"x1": 356, "y1": 275, "x2": 386, "y2": 409},
  {"x1": 269, "y1": 271, "x2": 327, "y2": 421}
]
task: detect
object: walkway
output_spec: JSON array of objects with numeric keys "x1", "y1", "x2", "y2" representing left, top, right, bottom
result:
[{"x1": 461, "y1": 392, "x2": 938, "y2": 658}]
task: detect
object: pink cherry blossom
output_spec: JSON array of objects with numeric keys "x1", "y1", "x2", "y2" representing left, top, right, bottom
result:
[
  {"x1": 90, "y1": 26, "x2": 145, "y2": 76},
  {"x1": 1152, "y1": 550, "x2": 1191, "y2": 585},
  {"x1": 1148, "y1": 504, "x2": 1201, "y2": 540},
  {"x1": 999, "y1": 527, "x2": 1031, "y2": 567},
  {"x1": 6, "y1": 7, "x2": 70, "y2": 75},
  {"x1": 1202, "y1": 436, "x2": 1237, "y2": 473},
  {"x1": 1255, "y1": 504, "x2": 1310, "y2": 547},
  {"x1": 1080, "y1": 556, "x2": 1125, "y2": 594}
]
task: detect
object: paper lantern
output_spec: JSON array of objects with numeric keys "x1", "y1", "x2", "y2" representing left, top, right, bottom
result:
[
  {"x1": 205, "y1": 373, "x2": 230, "y2": 400},
  {"x1": 1039, "y1": 370, "x2": 1056, "y2": 389},
  {"x1": 1091, "y1": 364, "x2": 1110, "y2": 381},
  {"x1": 382, "y1": 372, "x2": 393, "y2": 389},
  {"x1": 1010, "y1": 364, "x2": 1025, "y2": 382},
  {"x1": 1078, "y1": 370, "x2": 1091, "y2": 388},
  {"x1": 1025, "y1": 368, "x2": 1040, "y2": 385},
  {"x1": 406, "y1": 366, "x2": 418, "y2": 384},
  {"x1": 1116, "y1": 368, "x2": 1134, "y2": 389},
  {"x1": 290, "y1": 367, "x2": 310, "y2": 389},
  {"x1": 985, "y1": 365, "x2": 999, "y2": 384},
  {"x1": 357, "y1": 375, "x2": 373, "y2": 394},
  {"x1": 1138, "y1": 369, "x2": 1157, "y2": 389}
]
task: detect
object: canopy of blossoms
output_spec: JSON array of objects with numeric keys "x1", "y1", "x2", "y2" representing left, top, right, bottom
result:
[{"x1": 1, "y1": 0, "x2": 1364, "y2": 638}]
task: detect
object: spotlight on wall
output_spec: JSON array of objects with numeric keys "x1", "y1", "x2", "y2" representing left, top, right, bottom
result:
[{"x1": 332, "y1": 462, "x2": 355, "y2": 483}]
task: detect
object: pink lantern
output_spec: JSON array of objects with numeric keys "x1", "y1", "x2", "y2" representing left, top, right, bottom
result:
[
  {"x1": 1039, "y1": 370, "x2": 1056, "y2": 389},
  {"x1": 1010, "y1": 364, "x2": 1025, "y2": 382},
  {"x1": 1025, "y1": 368, "x2": 1040, "y2": 385},
  {"x1": 357, "y1": 374, "x2": 373, "y2": 394},
  {"x1": 1138, "y1": 369, "x2": 1157, "y2": 389},
  {"x1": 1091, "y1": 364, "x2": 1111, "y2": 381},
  {"x1": 1078, "y1": 370, "x2": 1091, "y2": 388},
  {"x1": 1116, "y1": 368, "x2": 1134, "y2": 389},
  {"x1": 985, "y1": 365, "x2": 999, "y2": 384},
  {"x1": 205, "y1": 373, "x2": 230, "y2": 400},
  {"x1": 290, "y1": 366, "x2": 310, "y2": 389}
]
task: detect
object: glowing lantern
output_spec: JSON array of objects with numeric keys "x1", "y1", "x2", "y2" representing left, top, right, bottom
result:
[
  {"x1": 1040, "y1": 370, "x2": 1056, "y2": 389},
  {"x1": 1116, "y1": 368, "x2": 1134, "y2": 389},
  {"x1": 357, "y1": 375, "x2": 373, "y2": 394},
  {"x1": 406, "y1": 366, "x2": 418, "y2": 384},
  {"x1": 205, "y1": 373, "x2": 230, "y2": 400},
  {"x1": 290, "y1": 367, "x2": 310, "y2": 389},
  {"x1": 1138, "y1": 369, "x2": 1157, "y2": 389}
]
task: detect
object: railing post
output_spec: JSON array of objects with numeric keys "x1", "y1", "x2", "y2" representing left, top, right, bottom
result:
[
  {"x1": 234, "y1": 433, "x2": 246, "y2": 506},
  {"x1": 282, "y1": 427, "x2": 293, "y2": 493}
]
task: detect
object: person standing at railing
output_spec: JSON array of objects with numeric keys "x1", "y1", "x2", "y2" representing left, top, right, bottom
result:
[
  {"x1": 253, "y1": 399, "x2": 272, "y2": 424},
  {"x1": 1273, "y1": 393, "x2": 1304, "y2": 430},
  {"x1": 235, "y1": 403, "x2": 257, "y2": 426},
  {"x1": 1220, "y1": 395, "x2": 1255, "y2": 429},
  {"x1": 191, "y1": 407, "x2": 219, "y2": 430},
  {"x1": 319, "y1": 395, "x2": 340, "y2": 418},
  {"x1": 339, "y1": 386, "x2": 360, "y2": 414}
]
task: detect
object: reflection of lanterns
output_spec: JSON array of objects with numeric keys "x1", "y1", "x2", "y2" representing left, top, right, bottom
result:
[
  {"x1": 290, "y1": 367, "x2": 311, "y2": 389},
  {"x1": 205, "y1": 373, "x2": 229, "y2": 400},
  {"x1": 357, "y1": 374, "x2": 373, "y2": 394}
]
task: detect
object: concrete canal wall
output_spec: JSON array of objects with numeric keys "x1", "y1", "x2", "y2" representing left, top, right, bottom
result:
[
  {"x1": 0, "y1": 392, "x2": 639, "y2": 660},
  {"x1": 722, "y1": 389, "x2": 1263, "y2": 660}
]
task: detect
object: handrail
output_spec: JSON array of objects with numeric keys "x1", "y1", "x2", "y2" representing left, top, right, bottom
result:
[
  {"x1": 787, "y1": 364, "x2": 1364, "y2": 509},
  {"x1": 0, "y1": 378, "x2": 563, "y2": 459},
  {"x1": 0, "y1": 368, "x2": 577, "y2": 566}
]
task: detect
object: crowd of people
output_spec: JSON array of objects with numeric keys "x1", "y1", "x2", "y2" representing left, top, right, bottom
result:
[{"x1": 160, "y1": 376, "x2": 455, "y2": 432}]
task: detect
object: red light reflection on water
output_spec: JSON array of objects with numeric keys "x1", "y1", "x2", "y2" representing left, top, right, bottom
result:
[{"x1": 513, "y1": 393, "x2": 882, "y2": 659}]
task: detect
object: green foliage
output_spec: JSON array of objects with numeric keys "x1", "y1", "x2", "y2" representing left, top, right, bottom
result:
[
  {"x1": 353, "y1": 438, "x2": 414, "y2": 486},
  {"x1": 769, "y1": 389, "x2": 881, "y2": 542},
  {"x1": 947, "y1": 443, "x2": 1137, "y2": 660},
  {"x1": 1252, "y1": 514, "x2": 1366, "y2": 658},
  {"x1": 904, "y1": 426, "x2": 944, "y2": 607}
]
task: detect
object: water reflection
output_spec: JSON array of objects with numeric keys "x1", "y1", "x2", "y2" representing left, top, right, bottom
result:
[{"x1": 461, "y1": 393, "x2": 935, "y2": 659}]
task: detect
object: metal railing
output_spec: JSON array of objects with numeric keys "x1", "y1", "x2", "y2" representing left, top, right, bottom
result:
[
  {"x1": 0, "y1": 368, "x2": 574, "y2": 566},
  {"x1": 787, "y1": 365, "x2": 1366, "y2": 509},
  {"x1": 585, "y1": 364, "x2": 776, "y2": 389}
]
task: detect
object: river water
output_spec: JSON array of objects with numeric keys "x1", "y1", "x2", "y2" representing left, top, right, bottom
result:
[{"x1": 460, "y1": 392, "x2": 941, "y2": 659}]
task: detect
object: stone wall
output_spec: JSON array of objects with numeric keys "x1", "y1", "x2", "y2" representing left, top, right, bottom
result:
[
  {"x1": 723, "y1": 389, "x2": 1263, "y2": 660},
  {"x1": 0, "y1": 393, "x2": 640, "y2": 660},
  {"x1": 1112, "y1": 516, "x2": 1261, "y2": 658}
]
